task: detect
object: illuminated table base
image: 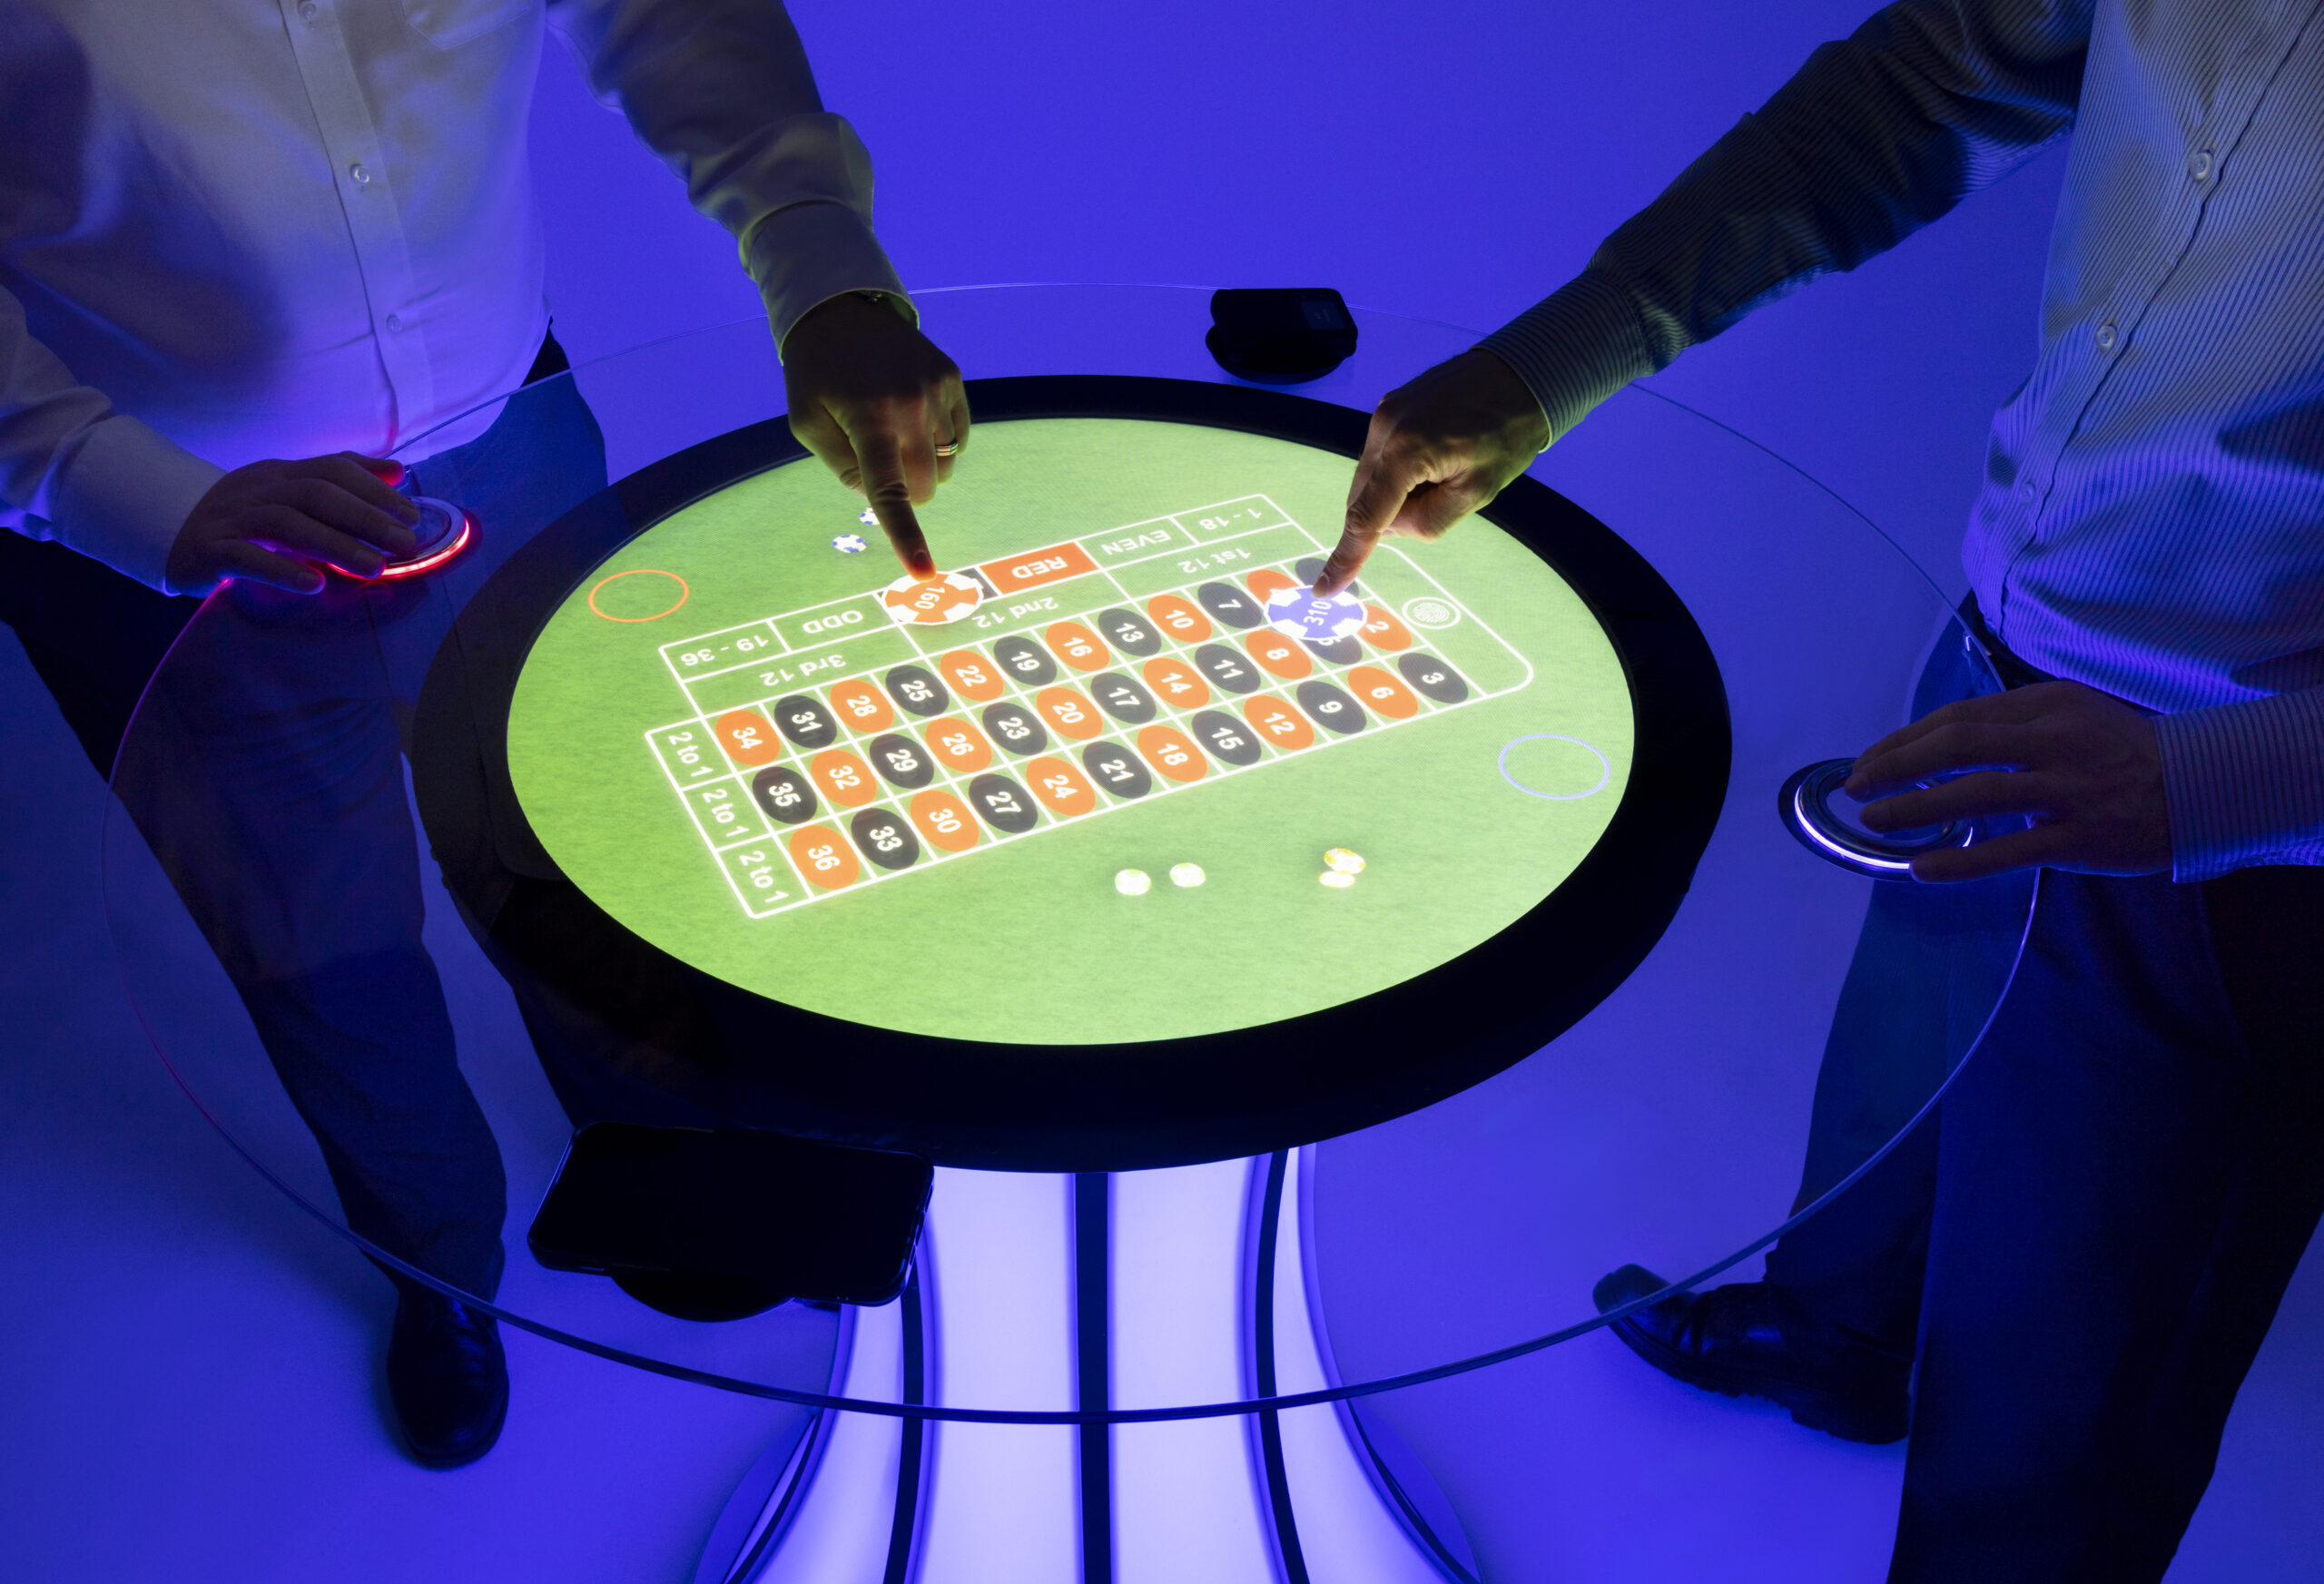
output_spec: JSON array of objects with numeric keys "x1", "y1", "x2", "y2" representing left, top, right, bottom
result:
[{"x1": 692, "y1": 1151, "x2": 1476, "y2": 1583}]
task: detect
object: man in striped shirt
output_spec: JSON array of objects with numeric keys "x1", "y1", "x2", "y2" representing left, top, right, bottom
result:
[{"x1": 1319, "y1": 2, "x2": 2324, "y2": 1577}]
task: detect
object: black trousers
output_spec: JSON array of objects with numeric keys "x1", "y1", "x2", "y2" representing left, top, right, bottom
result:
[{"x1": 1762, "y1": 633, "x2": 2324, "y2": 1580}]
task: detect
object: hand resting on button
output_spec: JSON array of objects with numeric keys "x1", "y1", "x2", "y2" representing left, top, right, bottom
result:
[
  {"x1": 1846, "y1": 680, "x2": 2171, "y2": 881},
  {"x1": 165, "y1": 452, "x2": 420, "y2": 596}
]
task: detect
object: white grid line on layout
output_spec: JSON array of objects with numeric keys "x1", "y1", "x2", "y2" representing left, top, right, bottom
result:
[{"x1": 639, "y1": 504, "x2": 1537, "y2": 919}]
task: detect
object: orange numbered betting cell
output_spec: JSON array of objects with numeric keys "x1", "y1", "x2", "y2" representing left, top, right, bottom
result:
[
  {"x1": 1242, "y1": 628, "x2": 1313, "y2": 682},
  {"x1": 1241, "y1": 695, "x2": 1317, "y2": 752},
  {"x1": 1044, "y1": 620, "x2": 1110, "y2": 673},
  {"x1": 921, "y1": 715, "x2": 996, "y2": 773},
  {"x1": 1243, "y1": 566, "x2": 1299, "y2": 602},
  {"x1": 826, "y1": 677, "x2": 897, "y2": 734},
  {"x1": 713, "y1": 708, "x2": 782, "y2": 768},
  {"x1": 807, "y1": 748, "x2": 881, "y2": 809},
  {"x1": 1141, "y1": 656, "x2": 1210, "y2": 710},
  {"x1": 908, "y1": 788, "x2": 981, "y2": 853},
  {"x1": 1359, "y1": 603, "x2": 1415, "y2": 652},
  {"x1": 1033, "y1": 685, "x2": 1104, "y2": 742},
  {"x1": 1136, "y1": 724, "x2": 1209, "y2": 783},
  {"x1": 1345, "y1": 664, "x2": 1422, "y2": 720},
  {"x1": 1024, "y1": 754, "x2": 1098, "y2": 817},
  {"x1": 1144, "y1": 593, "x2": 1213, "y2": 644},
  {"x1": 937, "y1": 648, "x2": 1007, "y2": 703},
  {"x1": 786, "y1": 824, "x2": 862, "y2": 890}
]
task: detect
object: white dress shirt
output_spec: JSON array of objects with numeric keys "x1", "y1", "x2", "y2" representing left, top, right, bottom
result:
[{"x1": 0, "y1": 0, "x2": 911, "y2": 591}]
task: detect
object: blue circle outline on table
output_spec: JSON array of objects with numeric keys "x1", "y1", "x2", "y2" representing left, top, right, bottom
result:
[
  {"x1": 409, "y1": 375, "x2": 1732, "y2": 1173},
  {"x1": 1498, "y1": 733, "x2": 1611, "y2": 801}
]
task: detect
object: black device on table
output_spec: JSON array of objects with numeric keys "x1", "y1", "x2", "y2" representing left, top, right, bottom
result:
[
  {"x1": 529, "y1": 1123, "x2": 933, "y2": 1318},
  {"x1": 1206, "y1": 288, "x2": 1359, "y2": 383}
]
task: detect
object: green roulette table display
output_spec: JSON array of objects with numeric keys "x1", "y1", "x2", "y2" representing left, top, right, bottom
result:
[
  {"x1": 98, "y1": 290, "x2": 2033, "y2": 1581},
  {"x1": 437, "y1": 374, "x2": 1720, "y2": 1168}
]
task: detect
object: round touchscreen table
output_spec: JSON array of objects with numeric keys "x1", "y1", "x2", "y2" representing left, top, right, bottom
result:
[
  {"x1": 101, "y1": 287, "x2": 2032, "y2": 1581},
  {"x1": 418, "y1": 376, "x2": 1722, "y2": 1170}
]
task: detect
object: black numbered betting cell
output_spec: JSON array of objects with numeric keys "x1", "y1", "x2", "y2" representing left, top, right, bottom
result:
[
  {"x1": 1301, "y1": 635, "x2": 1363, "y2": 666},
  {"x1": 980, "y1": 701, "x2": 1048, "y2": 757},
  {"x1": 1295, "y1": 679, "x2": 1367, "y2": 735},
  {"x1": 884, "y1": 664, "x2": 951, "y2": 719},
  {"x1": 1396, "y1": 651, "x2": 1471, "y2": 703},
  {"x1": 749, "y1": 765, "x2": 818, "y2": 825},
  {"x1": 771, "y1": 694, "x2": 839, "y2": 749},
  {"x1": 1188, "y1": 709, "x2": 1263, "y2": 766},
  {"x1": 849, "y1": 807, "x2": 921, "y2": 871},
  {"x1": 1091, "y1": 672, "x2": 1158, "y2": 725},
  {"x1": 1196, "y1": 580, "x2": 1263, "y2": 630},
  {"x1": 992, "y1": 634, "x2": 1060, "y2": 687},
  {"x1": 1192, "y1": 643, "x2": 1261, "y2": 694},
  {"x1": 1095, "y1": 607, "x2": 1162, "y2": 657},
  {"x1": 866, "y1": 733, "x2": 935, "y2": 789},
  {"x1": 1292, "y1": 557, "x2": 1364, "y2": 598},
  {"x1": 1081, "y1": 741, "x2": 1155, "y2": 800},
  {"x1": 965, "y1": 772, "x2": 1039, "y2": 833}
]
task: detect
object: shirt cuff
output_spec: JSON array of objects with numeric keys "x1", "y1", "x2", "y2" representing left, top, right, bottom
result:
[
  {"x1": 46, "y1": 415, "x2": 222, "y2": 593},
  {"x1": 2155, "y1": 688, "x2": 2324, "y2": 880},
  {"x1": 744, "y1": 200, "x2": 914, "y2": 358},
  {"x1": 1476, "y1": 269, "x2": 1659, "y2": 447}
]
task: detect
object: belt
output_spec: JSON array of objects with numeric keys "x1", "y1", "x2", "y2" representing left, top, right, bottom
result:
[{"x1": 1961, "y1": 595, "x2": 2055, "y2": 692}]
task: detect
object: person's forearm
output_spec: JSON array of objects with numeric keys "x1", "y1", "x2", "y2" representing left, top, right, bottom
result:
[
  {"x1": 1483, "y1": 0, "x2": 2093, "y2": 440},
  {"x1": 0, "y1": 284, "x2": 221, "y2": 590},
  {"x1": 2156, "y1": 688, "x2": 2324, "y2": 879},
  {"x1": 549, "y1": 0, "x2": 911, "y2": 351}
]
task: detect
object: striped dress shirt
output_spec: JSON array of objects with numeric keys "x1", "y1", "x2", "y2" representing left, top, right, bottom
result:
[{"x1": 1481, "y1": 0, "x2": 2324, "y2": 880}]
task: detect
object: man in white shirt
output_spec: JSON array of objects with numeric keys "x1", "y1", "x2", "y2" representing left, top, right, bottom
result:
[{"x1": 0, "y1": 0, "x2": 965, "y2": 1468}]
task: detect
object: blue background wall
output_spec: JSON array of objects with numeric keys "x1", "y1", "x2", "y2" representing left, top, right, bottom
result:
[
  {"x1": 4, "y1": 3, "x2": 2319, "y2": 1579},
  {"x1": 531, "y1": 0, "x2": 2067, "y2": 588}
]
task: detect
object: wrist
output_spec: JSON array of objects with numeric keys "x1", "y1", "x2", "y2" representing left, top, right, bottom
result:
[{"x1": 781, "y1": 290, "x2": 915, "y2": 360}]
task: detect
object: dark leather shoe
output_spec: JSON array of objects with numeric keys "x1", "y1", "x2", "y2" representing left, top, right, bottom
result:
[
  {"x1": 1592, "y1": 1264, "x2": 1909, "y2": 1444},
  {"x1": 387, "y1": 1286, "x2": 508, "y2": 1468}
]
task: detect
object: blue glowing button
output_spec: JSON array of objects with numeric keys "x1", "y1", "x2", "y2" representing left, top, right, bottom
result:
[{"x1": 1777, "y1": 758, "x2": 1976, "y2": 881}]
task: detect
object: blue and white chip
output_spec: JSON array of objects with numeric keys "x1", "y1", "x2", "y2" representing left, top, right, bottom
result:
[
  {"x1": 832, "y1": 533, "x2": 869, "y2": 554},
  {"x1": 1265, "y1": 585, "x2": 1367, "y2": 643}
]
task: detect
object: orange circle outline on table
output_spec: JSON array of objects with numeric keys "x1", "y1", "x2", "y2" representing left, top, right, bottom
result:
[{"x1": 587, "y1": 568, "x2": 691, "y2": 623}]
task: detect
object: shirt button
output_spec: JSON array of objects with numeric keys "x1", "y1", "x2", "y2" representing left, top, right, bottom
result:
[
  {"x1": 298, "y1": 0, "x2": 318, "y2": 19},
  {"x1": 2018, "y1": 479, "x2": 2037, "y2": 501},
  {"x1": 385, "y1": 313, "x2": 404, "y2": 334},
  {"x1": 349, "y1": 162, "x2": 371, "y2": 187},
  {"x1": 2096, "y1": 320, "x2": 2118, "y2": 351},
  {"x1": 2188, "y1": 147, "x2": 2213, "y2": 182}
]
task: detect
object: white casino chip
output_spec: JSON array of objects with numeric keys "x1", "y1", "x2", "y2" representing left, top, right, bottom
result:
[
  {"x1": 880, "y1": 571, "x2": 984, "y2": 626},
  {"x1": 859, "y1": 507, "x2": 880, "y2": 525},
  {"x1": 1169, "y1": 862, "x2": 1206, "y2": 889},
  {"x1": 1265, "y1": 585, "x2": 1367, "y2": 643},
  {"x1": 832, "y1": 533, "x2": 869, "y2": 554},
  {"x1": 1116, "y1": 869, "x2": 1152, "y2": 897}
]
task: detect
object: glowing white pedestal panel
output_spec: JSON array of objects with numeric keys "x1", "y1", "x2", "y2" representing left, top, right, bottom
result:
[{"x1": 698, "y1": 1150, "x2": 1475, "y2": 1584}]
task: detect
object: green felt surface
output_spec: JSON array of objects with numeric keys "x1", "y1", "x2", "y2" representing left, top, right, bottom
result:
[{"x1": 507, "y1": 418, "x2": 1633, "y2": 1045}]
